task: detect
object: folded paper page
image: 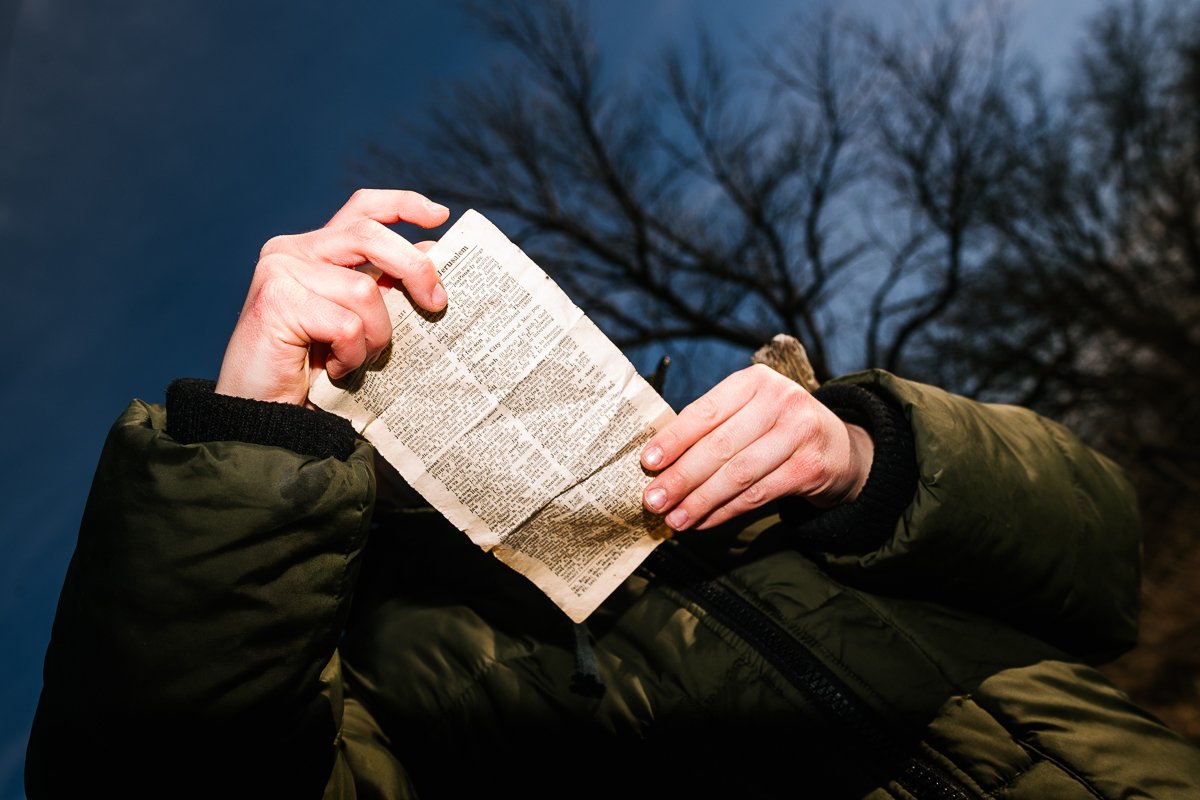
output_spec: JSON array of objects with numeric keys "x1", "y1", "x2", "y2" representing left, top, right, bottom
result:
[{"x1": 309, "y1": 210, "x2": 676, "y2": 621}]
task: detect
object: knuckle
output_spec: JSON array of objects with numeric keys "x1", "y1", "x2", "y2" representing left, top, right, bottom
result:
[
  {"x1": 248, "y1": 273, "x2": 293, "y2": 321},
  {"x1": 349, "y1": 187, "x2": 374, "y2": 205},
  {"x1": 660, "y1": 466, "x2": 692, "y2": 495},
  {"x1": 740, "y1": 481, "x2": 768, "y2": 507},
  {"x1": 724, "y1": 455, "x2": 757, "y2": 489},
  {"x1": 255, "y1": 252, "x2": 288, "y2": 279},
  {"x1": 335, "y1": 314, "x2": 365, "y2": 342},
  {"x1": 784, "y1": 397, "x2": 819, "y2": 438},
  {"x1": 747, "y1": 363, "x2": 784, "y2": 393},
  {"x1": 779, "y1": 389, "x2": 811, "y2": 422},
  {"x1": 259, "y1": 235, "x2": 289, "y2": 259},
  {"x1": 705, "y1": 428, "x2": 736, "y2": 461},
  {"x1": 689, "y1": 394, "x2": 721, "y2": 424},
  {"x1": 347, "y1": 217, "x2": 382, "y2": 244},
  {"x1": 760, "y1": 368, "x2": 793, "y2": 397},
  {"x1": 746, "y1": 363, "x2": 776, "y2": 382},
  {"x1": 346, "y1": 270, "x2": 380, "y2": 305}
]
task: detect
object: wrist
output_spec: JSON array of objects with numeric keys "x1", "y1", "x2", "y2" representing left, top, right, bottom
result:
[
  {"x1": 215, "y1": 342, "x2": 309, "y2": 406},
  {"x1": 804, "y1": 420, "x2": 874, "y2": 509},
  {"x1": 778, "y1": 381, "x2": 918, "y2": 555},
  {"x1": 841, "y1": 422, "x2": 874, "y2": 504}
]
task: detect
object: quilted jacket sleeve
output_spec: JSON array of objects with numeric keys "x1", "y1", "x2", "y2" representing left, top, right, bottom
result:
[
  {"x1": 25, "y1": 394, "x2": 396, "y2": 798},
  {"x1": 798, "y1": 370, "x2": 1142, "y2": 662}
]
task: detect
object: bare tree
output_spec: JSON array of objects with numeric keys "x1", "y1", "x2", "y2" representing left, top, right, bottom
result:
[
  {"x1": 921, "y1": 1, "x2": 1200, "y2": 490},
  {"x1": 859, "y1": 9, "x2": 1039, "y2": 372},
  {"x1": 362, "y1": 1, "x2": 1009, "y2": 394}
]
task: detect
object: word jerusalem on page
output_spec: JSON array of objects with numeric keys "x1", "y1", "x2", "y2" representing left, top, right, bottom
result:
[{"x1": 309, "y1": 210, "x2": 676, "y2": 622}]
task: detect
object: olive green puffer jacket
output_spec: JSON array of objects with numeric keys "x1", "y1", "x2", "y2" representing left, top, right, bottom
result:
[{"x1": 27, "y1": 371, "x2": 1200, "y2": 799}]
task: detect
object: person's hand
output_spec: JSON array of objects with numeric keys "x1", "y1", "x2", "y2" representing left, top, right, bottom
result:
[
  {"x1": 215, "y1": 189, "x2": 450, "y2": 405},
  {"x1": 640, "y1": 364, "x2": 874, "y2": 530}
]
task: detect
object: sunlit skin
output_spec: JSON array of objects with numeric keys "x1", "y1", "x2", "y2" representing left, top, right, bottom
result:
[
  {"x1": 216, "y1": 189, "x2": 449, "y2": 406},
  {"x1": 216, "y1": 189, "x2": 873, "y2": 530},
  {"x1": 640, "y1": 364, "x2": 872, "y2": 531}
]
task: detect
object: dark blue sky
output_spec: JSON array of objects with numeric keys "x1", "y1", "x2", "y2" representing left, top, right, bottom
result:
[{"x1": 0, "y1": 1, "x2": 1098, "y2": 795}]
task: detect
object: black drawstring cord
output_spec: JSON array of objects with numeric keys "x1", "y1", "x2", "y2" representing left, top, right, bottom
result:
[{"x1": 569, "y1": 621, "x2": 606, "y2": 698}]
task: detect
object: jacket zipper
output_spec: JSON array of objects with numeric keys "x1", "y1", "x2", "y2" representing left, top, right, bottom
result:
[{"x1": 646, "y1": 543, "x2": 973, "y2": 800}]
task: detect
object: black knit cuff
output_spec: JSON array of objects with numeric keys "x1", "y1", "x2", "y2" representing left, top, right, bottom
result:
[
  {"x1": 779, "y1": 383, "x2": 918, "y2": 555},
  {"x1": 165, "y1": 379, "x2": 358, "y2": 461}
]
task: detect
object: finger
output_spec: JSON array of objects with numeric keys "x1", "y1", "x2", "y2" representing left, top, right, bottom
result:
[
  {"x1": 294, "y1": 292, "x2": 371, "y2": 380},
  {"x1": 271, "y1": 255, "x2": 393, "y2": 364},
  {"x1": 696, "y1": 416, "x2": 866, "y2": 529},
  {"x1": 326, "y1": 188, "x2": 450, "y2": 229},
  {"x1": 692, "y1": 462, "x2": 808, "y2": 530},
  {"x1": 282, "y1": 222, "x2": 447, "y2": 312},
  {"x1": 640, "y1": 367, "x2": 761, "y2": 471},
  {"x1": 642, "y1": 397, "x2": 777, "y2": 517},
  {"x1": 248, "y1": 257, "x2": 378, "y2": 380},
  {"x1": 373, "y1": 240, "x2": 436, "y2": 292},
  {"x1": 655, "y1": 419, "x2": 799, "y2": 531}
]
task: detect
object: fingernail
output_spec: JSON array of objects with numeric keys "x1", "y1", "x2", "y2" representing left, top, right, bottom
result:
[
  {"x1": 424, "y1": 198, "x2": 449, "y2": 216},
  {"x1": 646, "y1": 487, "x2": 667, "y2": 510},
  {"x1": 430, "y1": 282, "x2": 448, "y2": 309},
  {"x1": 643, "y1": 446, "x2": 663, "y2": 468},
  {"x1": 666, "y1": 508, "x2": 689, "y2": 530}
]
